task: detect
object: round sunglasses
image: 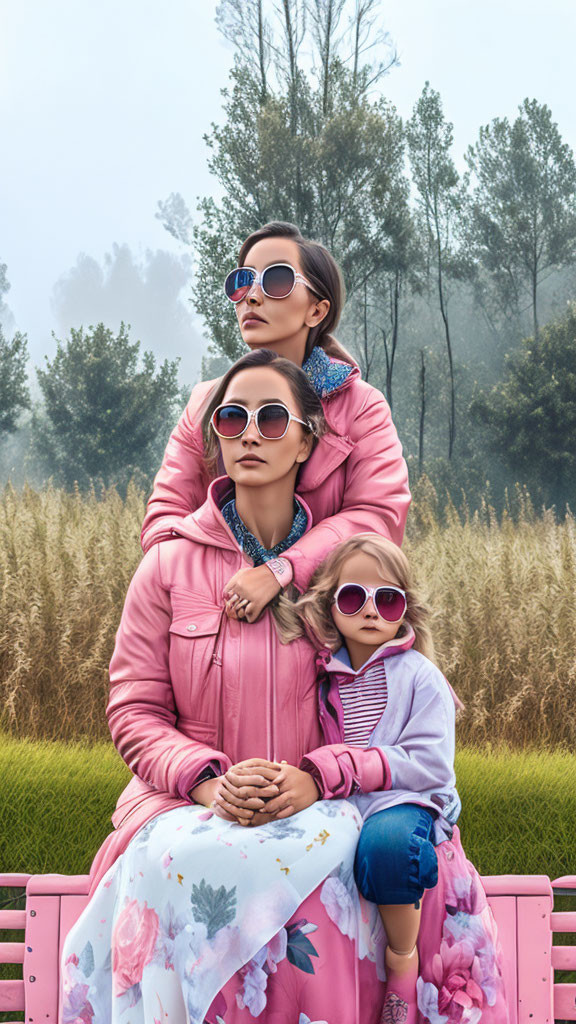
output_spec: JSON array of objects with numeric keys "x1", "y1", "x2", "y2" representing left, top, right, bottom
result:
[
  {"x1": 224, "y1": 263, "x2": 319, "y2": 303},
  {"x1": 210, "y1": 402, "x2": 312, "y2": 441},
  {"x1": 333, "y1": 583, "x2": 407, "y2": 622}
]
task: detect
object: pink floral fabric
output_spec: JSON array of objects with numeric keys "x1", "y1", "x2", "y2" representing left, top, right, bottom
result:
[
  {"x1": 61, "y1": 799, "x2": 508, "y2": 1024},
  {"x1": 415, "y1": 832, "x2": 509, "y2": 1024},
  {"x1": 112, "y1": 898, "x2": 159, "y2": 996}
]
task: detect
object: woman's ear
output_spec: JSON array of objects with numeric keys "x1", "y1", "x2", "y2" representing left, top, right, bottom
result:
[
  {"x1": 305, "y1": 298, "x2": 330, "y2": 329},
  {"x1": 295, "y1": 430, "x2": 315, "y2": 464}
]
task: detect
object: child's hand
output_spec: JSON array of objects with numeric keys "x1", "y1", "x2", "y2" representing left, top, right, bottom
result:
[
  {"x1": 223, "y1": 566, "x2": 281, "y2": 622},
  {"x1": 212, "y1": 759, "x2": 282, "y2": 824},
  {"x1": 249, "y1": 762, "x2": 320, "y2": 822}
]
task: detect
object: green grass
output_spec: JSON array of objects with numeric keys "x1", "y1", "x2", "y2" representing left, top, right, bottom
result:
[
  {"x1": 1, "y1": 737, "x2": 575, "y2": 879},
  {"x1": 1, "y1": 735, "x2": 130, "y2": 875},
  {"x1": 456, "y1": 746, "x2": 576, "y2": 878}
]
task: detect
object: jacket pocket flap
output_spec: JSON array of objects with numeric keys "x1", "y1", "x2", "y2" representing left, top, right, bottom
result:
[
  {"x1": 169, "y1": 589, "x2": 224, "y2": 638},
  {"x1": 169, "y1": 609, "x2": 223, "y2": 638}
]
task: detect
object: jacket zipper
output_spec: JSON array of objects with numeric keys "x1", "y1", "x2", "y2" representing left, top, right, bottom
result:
[
  {"x1": 211, "y1": 609, "x2": 225, "y2": 667},
  {"x1": 211, "y1": 546, "x2": 251, "y2": 668}
]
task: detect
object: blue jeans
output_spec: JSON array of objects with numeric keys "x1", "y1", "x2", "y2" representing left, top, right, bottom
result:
[{"x1": 354, "y1": 803, "x2": 438, "y2": 908}]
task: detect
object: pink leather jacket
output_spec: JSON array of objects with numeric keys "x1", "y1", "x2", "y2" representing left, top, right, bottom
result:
[{"x1": 140, "y1": 353, "x2": 411, "y2": 592}]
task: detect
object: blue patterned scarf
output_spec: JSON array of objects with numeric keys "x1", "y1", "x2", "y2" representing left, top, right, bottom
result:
[
  {"x1": 302, "y1": 345, "x2": 354, "y2": 398},
  {"x1": 221, "y1": 497, "x2": 308, "y2": 565}
]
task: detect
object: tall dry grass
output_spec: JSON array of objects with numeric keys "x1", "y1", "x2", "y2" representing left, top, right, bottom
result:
[
  {"x1": 1, "y1": 478, "x2": 575, "y2": 745},
  {"x1": 406, "y1": 476, "x2": 576, "y2": 747},
  {"x1": 0, "y1": 480, "x2": 145, "y2": 740}
]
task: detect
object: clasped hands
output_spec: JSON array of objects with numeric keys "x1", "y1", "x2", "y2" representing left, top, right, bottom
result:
[{"x1": 190, "y1": 758, "x2": 319, "y2": 826}]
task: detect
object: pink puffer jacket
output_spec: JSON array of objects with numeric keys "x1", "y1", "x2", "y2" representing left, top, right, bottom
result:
[
  {"x1": 140, "y1": 354, "x2": 411, "y2": 592},
  {"x1": 88, "y1": 477, "x2": 387, "y2": 894}
]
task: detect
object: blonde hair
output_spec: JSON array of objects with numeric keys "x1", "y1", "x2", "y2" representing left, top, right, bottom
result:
[{"x1": 276, "y1": 534, "x2": 436, "y2": 662}]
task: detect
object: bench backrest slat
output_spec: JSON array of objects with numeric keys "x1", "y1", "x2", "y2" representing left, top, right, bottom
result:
[
  {"x1": 0, "y1": 941, "x2": 25, "y2": 964},
  {"x1": 0, "y1": 910, "x2": 25, "y2": 930},
  {"x1": 551, "y1": 911, "x2": 576, "y2": 931},
  {"x1": 553, "y1": 983, "x2": 576, "y2": 1021},
  {"x1": 552, "y1": 945, "x2": 576, "y2": 970},
  {"x1": 0, "y1": 978, "x2": 25, "y2": 1012}
]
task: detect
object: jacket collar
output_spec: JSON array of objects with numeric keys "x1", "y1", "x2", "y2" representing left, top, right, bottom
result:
[
  {"x1": 322, "y1": 623, "x2": 416, "y2": 676},
  {"x1": 168, "y1": 475, "x2": 313, "y2": 555},
  {"x1": 302, "y1": 346, "x2": 358, "y2": 399}
]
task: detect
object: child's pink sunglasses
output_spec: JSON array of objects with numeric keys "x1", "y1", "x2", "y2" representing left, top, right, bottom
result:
[{"x1": 333, "y1": 583, "x2": 407, "y2": 622}]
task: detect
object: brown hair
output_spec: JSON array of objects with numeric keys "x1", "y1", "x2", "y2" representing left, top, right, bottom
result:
[
  {"x1": 201, "y1": 348, "x2": 326, "y2": 477},
  {"x1": 238, "y1": 221, "x2": 354, "y2": 364},
  {"x1": 275, "y1": 534, "x2": 437, "y2": 662}
]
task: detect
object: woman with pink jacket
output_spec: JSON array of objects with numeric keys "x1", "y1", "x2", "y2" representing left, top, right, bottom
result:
[
  {"x1": 61, "y1": 351, "x2": 392, "y2": 1023},
  {"x1": 140, "y1": 219, "x2": 411, "y2": 617},
  {"x1": 60, "y1": 221, "x2": 414, "y2": 1023}
]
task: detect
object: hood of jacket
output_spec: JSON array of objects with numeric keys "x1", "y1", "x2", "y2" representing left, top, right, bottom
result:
[
  {"x1": 320, "y1": 623, "x2": 416, "y2": 677},
  {"x1": 166, "y1": 475, "x2": 313, "y2": 556},
  {"x1": 318, "y1": 622, "x2": 464, "y2": 713}
]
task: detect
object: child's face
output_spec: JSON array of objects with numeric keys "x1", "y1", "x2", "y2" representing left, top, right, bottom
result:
[{"x1": 331, "y1": 551, "x2": 406, "y2": 651}]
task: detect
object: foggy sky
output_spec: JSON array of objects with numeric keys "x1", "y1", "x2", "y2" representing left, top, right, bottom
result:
[
  {"x1": 1, "y1": 0, "x2": 575, "y2": 388},
  {"x1": 51, "y1": 245, "x2": 200, "y2": 388}
]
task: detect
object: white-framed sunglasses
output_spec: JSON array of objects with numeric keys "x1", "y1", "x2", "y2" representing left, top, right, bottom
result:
[
  {"x1": 210, "y1": 402, "x2": 312, "y2": 440},
  {"x1": 333, "y1": 583, "x2": 407, "y2": 622},
  {"x1": 223, "y1": 263, "x2": 319, "y2": 303}
]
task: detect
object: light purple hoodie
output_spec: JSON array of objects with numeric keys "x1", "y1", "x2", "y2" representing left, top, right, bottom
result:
[{"x1": 302, "y1": 626, "x2": 463, "y2": 844}]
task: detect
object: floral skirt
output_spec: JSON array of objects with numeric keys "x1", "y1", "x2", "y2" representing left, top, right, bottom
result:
[{"x1": 61, "y1": 802, "x2": 509, "y2": 1024}]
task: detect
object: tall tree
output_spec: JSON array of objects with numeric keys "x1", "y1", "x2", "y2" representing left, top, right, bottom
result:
[
  {"x1": 466, "y1": 99, "x2": 576, "y2": 341},
  {"x1": 0, "y1": 263, "x2": 9, "y2": 322},
  {"x1": 472, "y1": 302, "x2": 576, "y2": 506},
  {"x1": 0, "y1": 327, "x2": 30, "y2": 437},
  {"x1": 406, "y1": 82, "x2": 469, "y2": 459},
  {"x1": 347, "y1": 190, "x2": 419, "y2": 400},
  {"x1": 377, "y1": 196, "x2": 421, "y2": 408},
  {"x1": 215, "y1": 0, "x2": 273, "y2": 101},
  {"x1": 158, "y1": 0, "x2": 402, "y2": 364},
  {"x1": 418, "y1": 349, "x2": 426, "y2": 476},
  {"x1": 309, "y1": 0, "x2": 347, "y2": 115},
  {"x1": 348, "y1": 0, "x2": 397, "y2": 91},
  {"x1": 32, "y1": 323, "x2": 182, "y2": 491},
  {"x1": 155, "y1": 193, "x2": 194, "y2": 246}
]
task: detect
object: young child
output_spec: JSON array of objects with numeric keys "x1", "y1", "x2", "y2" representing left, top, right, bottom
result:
[{"x1": 285, "y1": 533, "x2": 508, "y2": 1024}]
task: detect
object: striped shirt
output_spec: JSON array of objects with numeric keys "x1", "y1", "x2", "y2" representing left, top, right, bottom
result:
[{"x1": 338, "y1": 659, "x2": 388, "y2": 748}]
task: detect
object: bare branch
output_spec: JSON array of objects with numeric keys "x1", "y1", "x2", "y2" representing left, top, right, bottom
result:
[{"x1": 215, "y1": 0, "x2": 273, "y2": 98}]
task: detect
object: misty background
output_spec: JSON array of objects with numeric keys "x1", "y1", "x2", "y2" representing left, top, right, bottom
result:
[{"x1": 1, "y1": 0, "x2": 576, "y2": 506}]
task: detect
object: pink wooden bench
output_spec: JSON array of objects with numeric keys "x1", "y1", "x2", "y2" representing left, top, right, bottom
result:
[{"x1": 1, "y1": 871, "x2": 576, "y2": 1022}]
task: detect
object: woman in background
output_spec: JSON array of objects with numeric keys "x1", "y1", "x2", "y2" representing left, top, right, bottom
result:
[{"x1": 140, "y1": 220, "x2": 411, "y2": 621}]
